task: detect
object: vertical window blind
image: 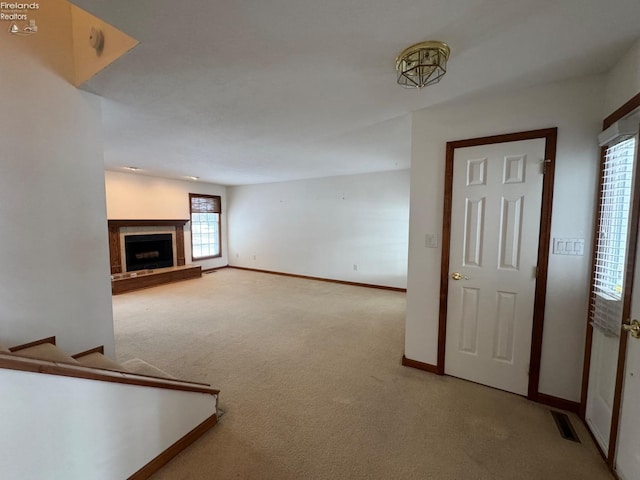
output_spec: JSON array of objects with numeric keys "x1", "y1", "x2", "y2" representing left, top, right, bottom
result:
[{"x1": 590, "y1": 137, "x2": 637, "y2": 336}]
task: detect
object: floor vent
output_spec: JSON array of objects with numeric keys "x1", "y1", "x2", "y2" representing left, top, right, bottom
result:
[
  {"x1": 550, "y1": 411, "x2": 581, "y2": 443},
  {"x1": 203, "y1": 270, "x2": 217, "y2": 275}
]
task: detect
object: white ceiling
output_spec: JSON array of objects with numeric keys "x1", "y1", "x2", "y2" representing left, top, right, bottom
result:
[{"x1": 74, "y1": 0, "x2": 640, "y2": 186}]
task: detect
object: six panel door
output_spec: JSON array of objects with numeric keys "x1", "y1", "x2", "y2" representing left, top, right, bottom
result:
[{"x1": 445, "y1": 139, "x2": 546, "y2": 395}]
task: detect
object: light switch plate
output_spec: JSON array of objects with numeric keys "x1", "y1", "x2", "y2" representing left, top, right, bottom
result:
[
  {"x1": 553, "y1": 237, "x2": 585, "y2": 256},
  {"x1": 425, "y1": 233, "x2": 439, "y2": 248}
]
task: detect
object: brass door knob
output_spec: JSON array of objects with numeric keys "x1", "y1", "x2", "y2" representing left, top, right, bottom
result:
[
  {"x1": 451, "y1": 272, "x2": 469, "y2": 281},
  {"x1": 623, "y1": 319, "x2": 640, "y2": 339}
]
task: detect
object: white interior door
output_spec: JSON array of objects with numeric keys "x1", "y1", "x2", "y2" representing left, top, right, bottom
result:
[
  {"x1": 586, "y1": 330, "x2": 620, "y2": 451},
  {"x1": 445, "y1": 139, "x2": 546, "y2": 395},
  {"x1": 615, "y1": 279, "x2": 640, "y2": 479},
  {"x1": 614, "y1": 136, "x2": 640, "y2": 480},
  {"x1": 585, "y1": 135, "x2": 637, "y2": 454}
]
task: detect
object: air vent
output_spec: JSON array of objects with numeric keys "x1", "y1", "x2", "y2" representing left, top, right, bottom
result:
[{"x1": 550, "y1": 411, "x2": 580, "y2": 443}]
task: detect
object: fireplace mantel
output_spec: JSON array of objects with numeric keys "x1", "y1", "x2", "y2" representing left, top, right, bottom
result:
[
  {"x1": 108, "y1": 219, "x2": 190, "y2": 274},
  {"x1": 108, "y1": 219, "x2": 190, "y2": 229}
]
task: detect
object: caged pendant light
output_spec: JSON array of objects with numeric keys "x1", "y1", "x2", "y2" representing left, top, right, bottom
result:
[{"x1": 395, "y1": 41, "x2": 450, "y2": 89}]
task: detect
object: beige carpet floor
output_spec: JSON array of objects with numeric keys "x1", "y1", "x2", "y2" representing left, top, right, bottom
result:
[{"x1": 112, "y1": 268, "x2": 612, "y2": 480}]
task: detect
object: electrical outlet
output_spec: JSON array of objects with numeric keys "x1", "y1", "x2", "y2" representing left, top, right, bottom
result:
[{"x1": 353, "y1": 264, "x2": 358, "y2": 271}]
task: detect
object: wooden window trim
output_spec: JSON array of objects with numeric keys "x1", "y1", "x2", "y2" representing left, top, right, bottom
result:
[{"x1": 189, "y1": 193, "x2": 222, "y2": 261}]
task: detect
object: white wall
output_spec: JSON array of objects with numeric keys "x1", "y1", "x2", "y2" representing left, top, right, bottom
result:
[
  {"x1": 0, "y1": 23, "x2": 115, "y2": 356},
  {"x1": 0, "y1": 368, "x2": 215, "y2": 479},
  {"x1": 405, "y1": 76, "x2": 605, "y2": 402},
  {"x1": 604, "y1": 38, "x2": 640, "y2": 117},
  {"x1": 227, "y1": 170, "x2": 410, "y2": 289},
  {"x1": 104, "y1": 171, "x2": 229, "y2": 270}
]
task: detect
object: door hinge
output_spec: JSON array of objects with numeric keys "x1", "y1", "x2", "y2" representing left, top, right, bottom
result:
[
  {"x1": 533, "y1": 266, "x2": 539, "y2": 278},
  {"x1": 542, "y1": 159, "x2": 552, "y2": 174}
]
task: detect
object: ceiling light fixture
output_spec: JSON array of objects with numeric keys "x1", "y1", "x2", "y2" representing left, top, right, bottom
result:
[
  {"x1": 395, "y1": 41, "x2": 450, "y2": 89},
  {"x1": 124, "y1": 166, "x2": 140, "y2": 171},
  {"x1": 187, "y1": 176, "x2": 199, "y2": 181}
]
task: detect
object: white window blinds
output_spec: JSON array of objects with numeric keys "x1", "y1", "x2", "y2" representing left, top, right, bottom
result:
[{"x1": 590, "y1": 137, "x2": 637, "y2": 336}]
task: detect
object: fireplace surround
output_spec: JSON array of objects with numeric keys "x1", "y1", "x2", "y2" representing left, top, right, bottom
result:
[
  {"x1": 107, "y1": 219, "x2": 202, "y2": 294},
  {"x1": 108, "y1": 219, "x2": 189, "y2": 274}
]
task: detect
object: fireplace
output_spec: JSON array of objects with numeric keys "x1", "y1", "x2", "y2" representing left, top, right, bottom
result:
[
  {"x1": 108, "y1": 220, "x2": 189, "y2": 275},
  {"x1": 125, "y1": 234, "x2": 174, "y2": 271},
  {"x1": 108, "y1": 219, "x2": 200, "y2": 294},
  {"x1": 124, "y1": 233, "x2": 173, "y2": 272}
]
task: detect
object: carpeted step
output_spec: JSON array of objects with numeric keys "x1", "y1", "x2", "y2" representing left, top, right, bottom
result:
[
  {"x1": 74, "y1": 351, "x2": 124, "y2": 371},
  {"x1": 10, "y1": 342, "x2": 80, "y2": 364},
  {"x1": 121, "y1": 358, "x2": 176, "y2": 379}
]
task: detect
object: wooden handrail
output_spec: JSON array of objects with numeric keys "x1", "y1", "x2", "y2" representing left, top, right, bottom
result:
[{"x1": 0, "y1": 353, "x2": 219, "y2": 395}]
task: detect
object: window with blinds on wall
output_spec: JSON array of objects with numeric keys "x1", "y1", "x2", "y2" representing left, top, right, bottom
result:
[
  {"x1": 590, "y1": 137, "x2": 637, "y2": 336},
  {"x1": 189, "y1": 193, "x2": 222, "y2": 260}
]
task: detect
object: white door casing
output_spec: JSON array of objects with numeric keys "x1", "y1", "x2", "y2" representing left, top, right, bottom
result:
[{"x1": 445, "y1": 139, "x2": 546, "y2": 395}]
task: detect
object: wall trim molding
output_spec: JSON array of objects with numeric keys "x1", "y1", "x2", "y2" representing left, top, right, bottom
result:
[
  {"x1": 403, "y1": 354, "x2": 583, "y2": 414},
  {"x1": 128, "y1": 413, "x2": 218, "y2": 480},
  {"x1": 603, "y1": 91, "x2": 640, "y2": 129},
  {"x1": 71, "y1": 345, "x2": 104, "y2": 359},
  {"x1": 401, "y1": 355, "x2": 439, "y2": 374},
  {"x1": 9, "y1": 336, "x2": 56, "y2": 352},
  {"x1": 228, "y1": 266, "x2": 407, "y2": 292},
  {"x1": 201, "y1": 265, "x2": 229, "y2": 273},
  {"x1": 533, "y1": 392, "x2": 580, "y2": 414}
]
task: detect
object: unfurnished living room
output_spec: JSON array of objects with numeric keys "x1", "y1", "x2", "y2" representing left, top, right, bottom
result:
[{"x1": 2, "y1": 1, "x2": 640, "y2": 479}]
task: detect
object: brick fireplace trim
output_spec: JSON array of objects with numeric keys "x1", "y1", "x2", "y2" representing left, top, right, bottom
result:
[{"x1": 108, "y1": 219, "x2": 190, "y2": 274}]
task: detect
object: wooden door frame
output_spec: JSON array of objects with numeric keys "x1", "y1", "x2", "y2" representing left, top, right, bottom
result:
[
  {"x1": 580, "y1": 92, "x2": 640, "y2": 467},
  {"x1": 437, "y1": 127, "x2": 558, "y2": 403}
]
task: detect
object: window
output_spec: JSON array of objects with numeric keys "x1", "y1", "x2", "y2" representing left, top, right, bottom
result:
[
  {"x1": 590, "y1": 137, "x2": 637, "y2": 335},
  {"x1": 189, "y1": 193, "x2": 221, "y2": 260}
]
